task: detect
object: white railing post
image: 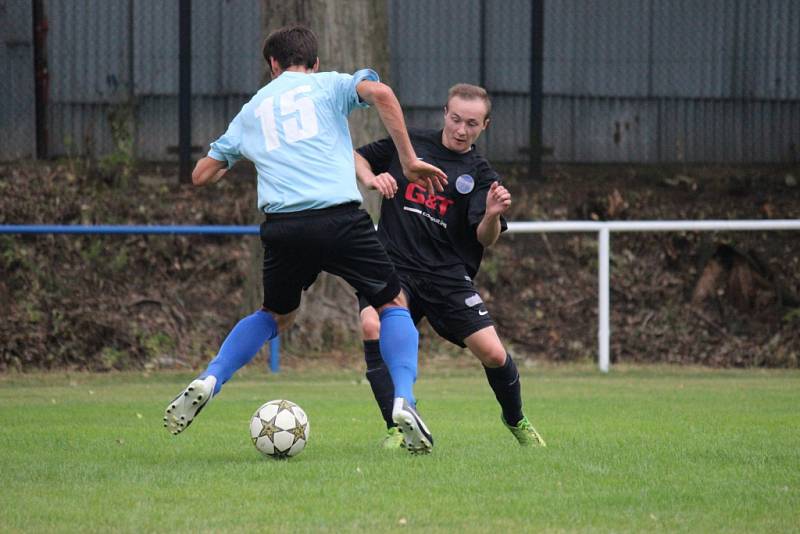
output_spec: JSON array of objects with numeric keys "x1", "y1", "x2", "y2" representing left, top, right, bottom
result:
[{"x1": 598, "y1": 227, "x2": 610, "y2": 373}]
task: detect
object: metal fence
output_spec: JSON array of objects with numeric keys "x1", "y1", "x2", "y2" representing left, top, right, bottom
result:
[
  {"x1": 1, "y1": 0, "x2": 262, "y2": 162},
  {"x1": 6, "y1": 218, "x2": 800, "y2": 372},
  {"x1": 391, "y1": 0, "x2": 800, "y2": 164},
  {"x1": 1, "y1": 0, "x2": 37, "y2": 160},
  {"x1": 2, "y1": 0, "x2": 799, "y2": 164}
]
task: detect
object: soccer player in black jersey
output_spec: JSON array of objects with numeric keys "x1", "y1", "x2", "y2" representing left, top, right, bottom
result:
[{"x1": 355, "y1": 84, "x2": 546, "y2": 449}]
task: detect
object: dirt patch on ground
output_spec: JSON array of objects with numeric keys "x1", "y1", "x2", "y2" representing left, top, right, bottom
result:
[{"x1": 1, "y1": 161, "x2": 798, "y2": 371}]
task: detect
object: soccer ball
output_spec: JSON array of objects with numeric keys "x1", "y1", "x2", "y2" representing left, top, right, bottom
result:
[{"x1": 249, "y1": 399, "x2": 310, "y2": 458}]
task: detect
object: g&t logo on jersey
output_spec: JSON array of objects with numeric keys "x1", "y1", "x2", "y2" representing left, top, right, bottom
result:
[
  {"x1": 455, "y1": 174, "x2": 475, "y2": 194},
  {"x1": 403, "y1": 183, "x2": 454, "y2": 228}
]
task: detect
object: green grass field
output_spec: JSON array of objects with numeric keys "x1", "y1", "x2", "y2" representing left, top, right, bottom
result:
[{"x1": 1, "y1": 366, "x2": 798, "y2": 533}]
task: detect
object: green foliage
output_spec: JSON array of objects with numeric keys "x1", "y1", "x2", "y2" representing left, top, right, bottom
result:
[
  {"x1": 109, "y1": 249, "x2": 129, "y2": 273},
  {"x1": 81, "y1": 238, "x2": 105, "y2": 263},
  {"x1": 61, "y1": 135, "x2": 93, "y2": 179},
  {"x1": 99, "y1": 347, "x2": 129, "y2": 370},
  {"x1": 142, "y1": 332, "x2": 176, "y2": 359},
  {"x1": 23, "y1": 301, "x2": 43, "y2": 324},
  {"x1": 58, "y1": 102, "x2": 137, "y2": 186},
  {"x1": 783, "y1": 307, "x2": 800, "y2": 323},
  {"x1": 0, "y1": 236, "x2": 22, "y2": 270},
  {"x1": 479, "y1": 252, "x2": 500, "y2": 284},
  {"x1": 1, "y1": 368, "x2": 798, "y2": 532},
  {"x1": 98, "y1": 103, "x2": 137, "y2": 186}
]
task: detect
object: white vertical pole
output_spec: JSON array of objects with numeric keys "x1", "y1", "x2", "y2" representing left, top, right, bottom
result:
[{"x1": 598, "y1": 228, "x2": 610, "y2": 372}]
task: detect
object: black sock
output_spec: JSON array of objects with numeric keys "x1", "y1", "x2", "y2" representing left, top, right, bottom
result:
[
  {"x1": 364, "y1": 339, "x2": 396, "y2": 429},
  {"x1": 483, "y1": 353, "x2": 524, "y2": 427}
]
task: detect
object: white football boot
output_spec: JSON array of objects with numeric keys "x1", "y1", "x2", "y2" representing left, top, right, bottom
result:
[
  {"x1": 392, "y1": 397, "x2": 433, "y2": 454},
  {"x1": 163, "y1": 376, "x2": 216, "y2": 435}
]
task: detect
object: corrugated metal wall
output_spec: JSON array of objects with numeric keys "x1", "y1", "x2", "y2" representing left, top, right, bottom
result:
[
  {"x1": 43, "y1": 0, "x2": 262, "y2": 161},
  {"x1": 0, "y1": 0, "x2": 36, "y2": 160},
  {"x1": 3, "y1": 0, "x2": 798, "y2": 164},
  {"x1": 133, "y1": 0, "x2": 262, "y2": 160},
  {"x1": 46, "y1": 0, "x2": 131, "y2": 157},
  {"x1": 391, "y1": 0, "x2": 800, "y2": 163}
]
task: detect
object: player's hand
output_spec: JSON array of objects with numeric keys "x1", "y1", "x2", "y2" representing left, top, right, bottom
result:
[
  {"x1": 366, "y1": 172, "x2": 398, "y2": 199},
  {"x1": 402, "y1": 160, "x2": 448, "y2": 196},
  {"x1": 485, "y1": 181, "x2": 511, "y2": 217}
]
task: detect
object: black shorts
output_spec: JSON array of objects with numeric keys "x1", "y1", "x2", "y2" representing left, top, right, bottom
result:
[
  {"x1": 260, "y1": 203, "x2": 401, "y2": 315},
  {"x1": 358, "y1": 272, "x2": 494, "y2": 348}
]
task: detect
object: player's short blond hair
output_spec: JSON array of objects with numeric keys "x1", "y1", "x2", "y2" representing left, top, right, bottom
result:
[{"x1": 446, "y1": 84, "x2": 492, "y2": 121}]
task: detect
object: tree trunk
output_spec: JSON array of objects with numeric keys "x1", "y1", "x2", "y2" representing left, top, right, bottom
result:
[{"x1": 244, "y1": 0, "x2": 390, "y2": 356}]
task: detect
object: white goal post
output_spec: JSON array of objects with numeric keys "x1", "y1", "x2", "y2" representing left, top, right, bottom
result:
[{"x1": 505, "y1": 220, "x2": 800, "y2": 372}]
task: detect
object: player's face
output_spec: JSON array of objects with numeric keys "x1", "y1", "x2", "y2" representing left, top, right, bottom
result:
[{"x1": 442, "y1": 96, "x2": 489, "y2": 153}]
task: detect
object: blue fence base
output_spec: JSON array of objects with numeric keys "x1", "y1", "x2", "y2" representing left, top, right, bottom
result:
[
  {"x1": 269, "y1": 337, "x2": 280, "y2": 373},
  {"x1": 0, "y1": 225, "x2": 260, "y2": 235}
]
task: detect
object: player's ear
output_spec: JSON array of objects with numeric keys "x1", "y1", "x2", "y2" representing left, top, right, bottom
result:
[
  {"x1": 268, "y1": 57, "x2": 280, "y2": 78},
  {"x1": 483, "y1": 117, "x2": 491, "y2": 130},
  {"x1": 312, "y1": 57, "x2": 320, "y2": 72}
]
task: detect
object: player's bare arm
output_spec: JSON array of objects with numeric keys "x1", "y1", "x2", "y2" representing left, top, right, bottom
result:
[
  {"x1": 476, "y1": 181, "x2": 511, "y2": 247},
  {"x1": 192, "y1": 156, "x2": 228, "y2": 187},
  {"x1": 354, "y1": 152, "x2": 398, "y2": 199},
  {"x1": 356, "y1": 80, "x2": 448, "y2": 195}
]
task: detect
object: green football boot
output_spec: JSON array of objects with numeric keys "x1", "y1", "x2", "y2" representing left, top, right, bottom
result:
[
  {"x1": 381, "y1": 426, "x2": 405, "y2": 450},
  {"x1": 503, "y1": 415, "x2": 547, "y2": 447}
]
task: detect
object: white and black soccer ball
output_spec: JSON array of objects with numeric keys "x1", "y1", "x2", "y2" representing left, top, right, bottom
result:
[{"x1": 249, "y1": 399, "x2": 309, "y2": 458}]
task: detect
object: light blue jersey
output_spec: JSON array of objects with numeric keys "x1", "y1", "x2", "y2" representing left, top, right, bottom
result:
[{"x1": 208, "y1": 69, "x2": 379, "y2": 213}]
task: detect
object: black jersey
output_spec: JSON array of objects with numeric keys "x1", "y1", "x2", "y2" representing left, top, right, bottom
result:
[{"x1": 357, "y1": 129, "x2": 507, "y2": 280}]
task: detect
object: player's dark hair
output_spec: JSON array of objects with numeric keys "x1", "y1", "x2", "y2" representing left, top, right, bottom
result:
[
  {"x1": 262, "y1": 25, "x2": 318, "y2": 70},
  {"x1": 446, "y1": 84, "x2": 492, "y2": 121}
]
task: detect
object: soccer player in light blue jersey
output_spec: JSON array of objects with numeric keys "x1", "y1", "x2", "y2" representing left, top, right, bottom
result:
[{"x1": 163, "y1": 25, "x2": 447, "y2": 454}]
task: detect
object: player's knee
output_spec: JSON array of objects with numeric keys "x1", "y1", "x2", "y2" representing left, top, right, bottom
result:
[
  {"x1": 361, "y1": 312, "x2": 381, "y2": 340},
  {"x1": 478, "y1": 346, "x2": 507, "y2": 368},
  {"x1": 277, "y1": 316, "x2": 295, "y2": 332},
  {"x1": 377, "y1": 289, "x2": 408, "y2": 310},
  {"x1": 264, "y1": 307, "x2": 296, "y2": 333}
]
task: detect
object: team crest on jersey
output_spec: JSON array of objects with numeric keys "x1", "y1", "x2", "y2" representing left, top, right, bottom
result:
[{"x1": 455, "y1": 174, "x2": 475, "y2": 194}]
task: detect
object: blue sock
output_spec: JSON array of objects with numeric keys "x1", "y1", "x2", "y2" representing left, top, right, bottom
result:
[
  {"x1": 201, "y1": 310, "x2": 278, "y2": 394},
  {"x1": 378, "y1": 307, "x2": 418, "y2": 405}
]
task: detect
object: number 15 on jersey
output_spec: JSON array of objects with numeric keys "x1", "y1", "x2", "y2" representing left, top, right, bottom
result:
[{"x1": 254, "y1": 85, "x2": 319, "y2": 152}]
